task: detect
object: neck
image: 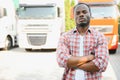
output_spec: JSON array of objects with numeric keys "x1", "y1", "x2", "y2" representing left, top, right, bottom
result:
[{"x1": 77, "y1": 26, "x2": 89, "y2": 35}]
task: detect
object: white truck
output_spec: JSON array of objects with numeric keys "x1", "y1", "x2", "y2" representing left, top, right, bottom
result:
[
  {"x1": 17, "y1": 0, "x2": 65, "y2": 51},
  {"x1": 0, "y1": 0, "x2": 18, "y2": 50}
]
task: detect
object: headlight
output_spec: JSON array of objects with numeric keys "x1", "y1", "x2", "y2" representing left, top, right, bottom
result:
[{"x1": 91, "y1": 25, "x2": 113, "y2": 33}]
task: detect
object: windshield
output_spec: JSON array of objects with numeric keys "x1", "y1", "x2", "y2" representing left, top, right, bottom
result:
[
  {"x1": 18, "y1": 6, "x2": 56, "y2": 19},
  {"x1": 91, "y1": 5, "x2": 116, "y2": 18}
]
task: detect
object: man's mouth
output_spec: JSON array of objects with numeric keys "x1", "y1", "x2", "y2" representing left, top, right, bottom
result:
[{"x1": 79, "y1": 18, "x2": 85, "y2": 22}]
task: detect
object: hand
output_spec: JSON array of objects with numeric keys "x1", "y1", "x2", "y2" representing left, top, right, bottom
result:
[
  {"x1": 77, "y1": 55, "x2": 95, "y2": 67},
  {"x1": 87, "y1": 55, "x2": 95, "y2": 61}
]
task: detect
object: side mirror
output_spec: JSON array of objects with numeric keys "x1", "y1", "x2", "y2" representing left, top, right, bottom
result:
[
  {"x1": 0, "y1": 7, "x2": 3, "y2": 18},
  {"x1": 58, "y1": 7, "x2": 63, "y2": 17}
]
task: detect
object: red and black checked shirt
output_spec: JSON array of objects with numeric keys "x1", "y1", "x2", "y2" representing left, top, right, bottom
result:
[{"x1": 56, "y1": 28, "x2": 109, "y2": 80}]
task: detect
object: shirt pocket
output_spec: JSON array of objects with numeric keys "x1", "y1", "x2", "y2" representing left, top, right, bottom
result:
[
  {"x1": 69, "y1": 40, "x2": 79, "y2": 56},
  {"x1": 90, "y1": 40, "x2": 97, "y2": 54},
  {"x1": 85, "y1": 38, "x2": 97, "y2": 55}
]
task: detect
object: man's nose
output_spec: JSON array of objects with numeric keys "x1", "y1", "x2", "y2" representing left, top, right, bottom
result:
[{"x1": 79, "y1": 13, "x2": 84, "y2": 17}]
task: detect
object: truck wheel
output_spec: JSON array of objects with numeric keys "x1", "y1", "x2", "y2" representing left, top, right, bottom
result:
[
  {"x1": 109, "y1": 49, "x2": 116, "y2": 54},
  {"x1": 25, "y1": 48, "x2": 32, "y2": 52},
  {"x1": 4, "y1": 37, "x2": 12, "y2": 50}
]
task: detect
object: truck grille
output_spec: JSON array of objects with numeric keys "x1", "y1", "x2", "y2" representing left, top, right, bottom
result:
[
  {"x1": 24, "y1": 24, "x2": 49, "y2": 32},
  {"x1": 27, "y1": 33, "x2": 47, "y2": 46}
]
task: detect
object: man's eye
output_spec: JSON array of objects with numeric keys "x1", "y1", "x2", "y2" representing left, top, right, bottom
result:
[
  {"x1": 83, "y1": 11, "x2": 87, "y2": 14},
  {"x1": 76, "y1": 12, "x2": 80, "y2": 15}
]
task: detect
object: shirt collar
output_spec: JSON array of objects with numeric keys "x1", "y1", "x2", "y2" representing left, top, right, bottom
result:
[{"x1": 73, "y1": 27, "x2": 91, "y2": 34}]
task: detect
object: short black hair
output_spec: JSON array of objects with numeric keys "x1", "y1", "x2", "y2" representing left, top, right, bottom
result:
[{"x1": 73, "y1": 2, "x2": 91, "y2": 15}]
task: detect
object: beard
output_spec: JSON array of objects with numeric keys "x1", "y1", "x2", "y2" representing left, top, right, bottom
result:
[
  {"x1": 76, "y1": 17, "x2": 90, "y2": 28},
  {"x1": 77, "y1": 21, "x2": 90, "y2": 28}
]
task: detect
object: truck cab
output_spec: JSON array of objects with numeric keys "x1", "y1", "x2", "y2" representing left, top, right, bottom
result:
[
  {"x1": 17, "y1": 0, "x2": 65, "y2": 51},
  {"x1": 0, "y1": 0, "x2": 17, "y2": 50}
]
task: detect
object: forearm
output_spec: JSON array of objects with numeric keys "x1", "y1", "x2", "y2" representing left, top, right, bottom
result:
[
  {"x1": 78, "y1": 61, "x2": 100, "y2": 73},
  {"x1": 67, "y1": 55, "x2": 94, "y2": 68}
]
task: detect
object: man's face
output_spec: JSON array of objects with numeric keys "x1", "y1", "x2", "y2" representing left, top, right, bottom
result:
[{"x1": 74, "y1": 4, "x2": 91, "y2": 27}]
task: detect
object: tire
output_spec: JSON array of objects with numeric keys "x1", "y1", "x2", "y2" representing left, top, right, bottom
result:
[
  {"x1": 4, "y1": 37, "x2": 12, "y2": 50},
  {"x1": 25, "y1": 48, "x2": 32, "y2": 52},
  {"x1": 109, "y1": 49, "x2": 117, "y2": 54}
]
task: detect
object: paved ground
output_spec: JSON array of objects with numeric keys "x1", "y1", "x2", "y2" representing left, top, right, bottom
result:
[
  {"x1": 0, "y1": 49, "x2": 118, "y2": 80},
  {"x1": 108, "y1": 48, "x2": 120, "y2": 80},
  {"x1": 0, "y1": 52, "x2": 64, "y2": 80},
  {"x1": 102, "y1": 62, "x2": 117, "y2": 80}
]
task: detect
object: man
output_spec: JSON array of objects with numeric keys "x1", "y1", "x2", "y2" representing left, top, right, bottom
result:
[{"x1": 56, "y1": 3, "x2": 109, "y2": 80}]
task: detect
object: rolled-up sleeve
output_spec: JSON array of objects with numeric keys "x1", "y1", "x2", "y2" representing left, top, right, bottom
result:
[
  {"x1": 92, "y1": 34, "x2": 109, "y2": 72},
  {"x1": 56, "y1": 34, "x2": 71, "y2": 68}
]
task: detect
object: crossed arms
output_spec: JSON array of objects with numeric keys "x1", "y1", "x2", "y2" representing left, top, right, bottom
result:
[{"x1": 67, "y1": 54, "x2": 100, "y2": 72}]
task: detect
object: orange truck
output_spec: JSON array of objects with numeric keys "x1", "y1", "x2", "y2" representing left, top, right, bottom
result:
[{"x1": 77, "y1": 0, "x2": 119, "y2": 54}]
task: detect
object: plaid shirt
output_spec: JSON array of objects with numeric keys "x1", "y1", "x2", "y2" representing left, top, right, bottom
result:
[{"x1": 56, "y1": 27, "x2": 109, "y2": 80}]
